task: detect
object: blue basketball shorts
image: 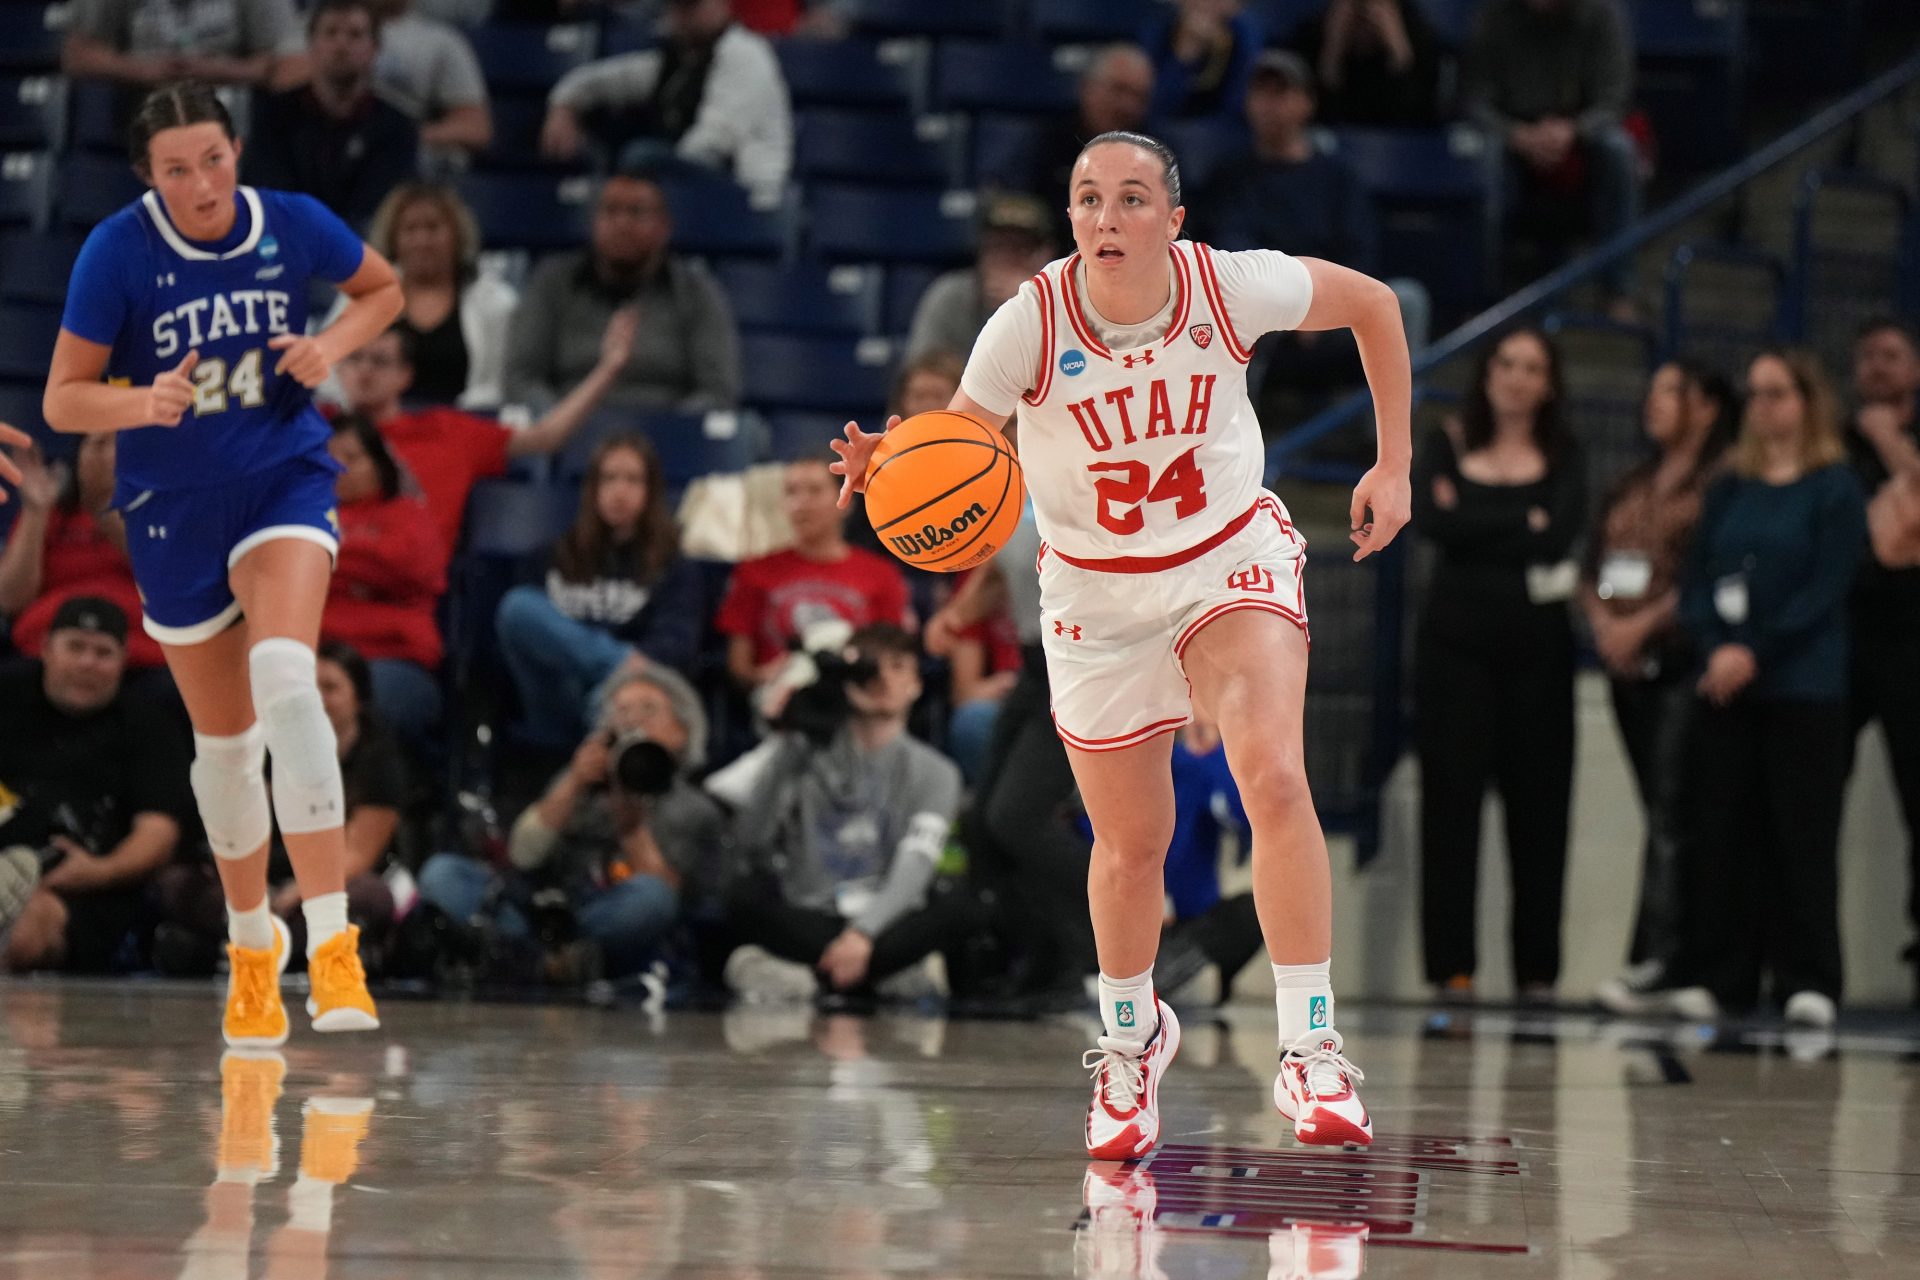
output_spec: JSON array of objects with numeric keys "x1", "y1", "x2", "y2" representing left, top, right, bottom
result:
[{"x1": 117, "y1": 452, "x2": 341, "y2": 647}]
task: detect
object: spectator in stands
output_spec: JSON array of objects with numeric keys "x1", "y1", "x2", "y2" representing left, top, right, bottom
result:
[
  {"x1": 1011, "y1": 44, "x2": 1155, "y2": 221},
  {"x1": 0, "y1": 435, "x2": 161, "y2": 671},
  {"x1": 246, "y1": 0, "x2": 419, "y2": 231},
  {"x1": 1141, "y1": 0, "x2": 1261, "y2": 123},
  {"x1": 905, "y1": 195, "x2": 1055, "y2": 364},
  {"x1": 365, "y1": 0, "x2": 493, "y2": 158},
  {"x1": 416, "y1": 664, "x2": 725, "y2": 980},
  {"x1": 716, "y1": 458, "x2": 910, "y2": 697},
  {"x1": 504, "y1": 171, "x2": 741, "y2": 413},
  {"x1": 366, "y1": 183, "x2": 517, "y2": 409},
  {"x1": 153, "y1": 641, "x2": 404, "y2": 975},
  {"x1": 1584, "y1": 360, "x2": 1736, "y2": 1013},
  {"x1": 1412, "y1": 327, "x2": 1585, "y2": 1005},
  {"x1": 334, "y1": 314, "x2": 637, "y2": 559},
  {"x1": 710, "y1": 623, "x2": 973, "y2": 1001},
  {"x1": 1843, "y1": 318, "x2": 1920, "y2": 1001},
  {"x1": 323, "y1": 415, "x2": 446, "y2": 748},
  {"x1": 1462, "y1": 0, "x2": 1641, "y2": 302},
  {"x1": 0, "y1": 598, "x2": 191, "y2": 974},
  {"x1": 1291, "y1": 0, "x2": 1443, "y2": 128},
  {"x1": 64, "y1": 0, "x2": 305, "y2": 92},
  {"x1": 1650, "y1": 350, "x2": 1866, "y2": 1027},
  {"x1": 496, "y1": 433, "x2": 706, "y2": 744},
  {"x1": 539, "y1": 0, "x2": 793, "y2": 206}
]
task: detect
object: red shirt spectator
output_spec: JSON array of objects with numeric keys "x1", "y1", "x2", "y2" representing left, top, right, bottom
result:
[
  {"x1": 323, "y1": 417, "x2": 447, "y2": 669},
  {"x1": 717, "y1": 460, "x2": 911, "y2": 681},
  {"x1": 0, "y1": 435, "x2": 162, "y2": 668}
]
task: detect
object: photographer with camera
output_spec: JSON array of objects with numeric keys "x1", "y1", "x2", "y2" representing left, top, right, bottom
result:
[
  {"x1": 414, "y1": 662, "x2": 724, "y2": 981},
  {"x1": 710, "y1": 623, "x2": 975, "y2": 1001},
  {"x1": 1, "y1": 598, "x2": 193, "y2": 973}
]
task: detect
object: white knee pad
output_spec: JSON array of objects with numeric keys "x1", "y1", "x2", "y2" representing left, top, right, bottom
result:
[
  {"x1": 249, "y1": 638, "x2": 344, "y2": 835},
  {"x1": 191, "y1": 725, "x2": 271, "y2": 860}
]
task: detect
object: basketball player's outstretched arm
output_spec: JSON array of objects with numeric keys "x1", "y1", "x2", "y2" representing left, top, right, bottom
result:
[
  {"x1": 1294, "y1": 258, "x2": 1413, "y2": 561},
  {"x1": 828, "y1": 393, "x2": 1010, "y2": 509}
]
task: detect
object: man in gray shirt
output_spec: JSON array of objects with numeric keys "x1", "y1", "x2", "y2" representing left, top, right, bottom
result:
[
  {"x1": 504, "y1": 170, "x2": 741, "y2": 413},
  {"x1": 367, "y1": 0, "x2": 492, "y2": 157},
  {"x1": 1462, "y1": 0, "x2": 1640, "y2": 299},
  {"x1": 709, "y1": 624, "x2": 976, "y2": 1000},
  {"x1": 905, "y1": 193, "x2": 1056, "y2": 363},
  {"x1": 65, "y1": 0, "x2": 305, "y2": 90}
]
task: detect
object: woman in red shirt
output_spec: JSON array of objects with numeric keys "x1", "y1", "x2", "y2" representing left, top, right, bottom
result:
[
  {"x1": 0, "y1": 434, "x2": 161, "y2": 668},
  {"x1": 322, "y1": 415, "x2": 447, "y2": 748}
]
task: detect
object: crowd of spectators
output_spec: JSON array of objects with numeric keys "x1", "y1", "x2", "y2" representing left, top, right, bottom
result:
[{"x1": 2, "y1": 0, "x2": 1917, "y2": 1022}]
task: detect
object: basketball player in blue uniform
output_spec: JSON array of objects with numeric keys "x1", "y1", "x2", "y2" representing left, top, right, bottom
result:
[{"x1": 41, "y1": 83, "x2": 404, "y2": 1047}]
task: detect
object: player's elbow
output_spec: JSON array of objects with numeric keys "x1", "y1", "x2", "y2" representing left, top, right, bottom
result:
[{"x1": 42, "y1": 384, "x2": 86, "y2": 434}]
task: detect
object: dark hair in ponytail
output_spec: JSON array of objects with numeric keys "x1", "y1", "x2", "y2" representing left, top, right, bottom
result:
[
  {"x1": 128, "y1": 82, "x2": 236, "y2": 179},
  {"x1": 1075, "y1": 130, "x2": 1183, "y2": 207}
]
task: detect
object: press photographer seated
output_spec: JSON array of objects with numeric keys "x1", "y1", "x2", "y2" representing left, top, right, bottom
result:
[
  {"x1": 414, "y1": 663, "x2": 724, "y2": 980},
  {"x1": 709, "y1": 623, "x2": 976, "y2": 1002}
]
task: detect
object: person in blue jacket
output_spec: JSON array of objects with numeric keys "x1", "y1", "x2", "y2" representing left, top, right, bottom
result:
[{"x1": 40, "y1": 82, "x2": 404, "y2": 1047}]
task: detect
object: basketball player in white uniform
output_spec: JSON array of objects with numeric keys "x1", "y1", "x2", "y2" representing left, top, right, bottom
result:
[{"x1": 832, "y1": 131, "x2": 1411, "y2": 1159}]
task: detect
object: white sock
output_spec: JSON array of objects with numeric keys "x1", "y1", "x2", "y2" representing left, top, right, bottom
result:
[
  {"x1": 227, "y1": 898, "x2": 274, "y2": 951},
  {"x1": 288, "y1": 1174, "x2": 335, "y2": 1232},
  {"x1": 1098, "y1": 967, "x2": 1157, "y2": 1048},
  {"x1": 1273, "y1": 959, "x2": 1334, "y2": 1047},
  {"x1": 302, "y1": 892, "x2": 349, "y2": 958}
]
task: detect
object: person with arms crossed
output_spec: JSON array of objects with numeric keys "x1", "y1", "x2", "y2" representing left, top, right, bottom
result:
[
  {"x1": 832, "y1": 130, "x2": 1411, "y2": 1157},
  {"x1": 41, "y1": 81, "x2": 405, "y2": 1048}
]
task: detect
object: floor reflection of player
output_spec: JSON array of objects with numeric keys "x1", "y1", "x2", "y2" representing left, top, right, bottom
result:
[{"x1": 182, "y1": 1053, "x2": 375, "y2": 1280}]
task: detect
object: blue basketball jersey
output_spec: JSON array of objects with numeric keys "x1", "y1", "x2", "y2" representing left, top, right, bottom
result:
[{"x1": 61, "y1": 186, "x2": 366, "y2": 492}]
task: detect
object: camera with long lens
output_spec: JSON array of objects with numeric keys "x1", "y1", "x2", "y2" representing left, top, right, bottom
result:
[
  {"x1": 774, "y1": 641, "x2": 881, "y2": 744},
  {"x1": 606, "y1": 729, "x2": 676, "y2": 797}
]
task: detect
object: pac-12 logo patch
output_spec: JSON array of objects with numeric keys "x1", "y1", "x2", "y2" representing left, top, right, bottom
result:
[
  {"x1": 1309, "y1": 996, "x2": 1328, "y2": 1029},
  {"x1": 1059, "y1": 348, "x2": 1088, "y2": 376},
  {"x1": 259, "y1": 235, "x2": 280, "y2": 259},
  {"x1": 1115, "y1": 999, "x2": 1136, "y2": 1029},
  {"x1": 1189, "y1": 324, "x2": 1214, "y2": 350}
]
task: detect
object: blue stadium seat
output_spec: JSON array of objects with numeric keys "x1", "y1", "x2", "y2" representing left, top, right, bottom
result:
[
  {"x1": 740, "y1": 333, "x2": 896, "y2": 417},
  {"x1": 931, "y1": 42, "x2": 1077, "y2": 115},
  {"x1": 1330, "y1": 126, "x2": 1491, "y2": 310},
  {"x1": 1630, "y1": 0, "x2": 1745, "y2": 172},
  {"x1": 466, "y1": 22, "x2": 598, "y2": 94},
  {"x1": 0, "y1": 75, "x2": 63, "y2": 151},
  {"x1": 1414, "y1": 0, "x2": 1479, "y2": 49},
  {"x1": 0, "y1": 379, "x2": 52, "y2": 443},
  {"x1": 480, "y1": 94, "x2": 587, "y2": 172},
  {"x1": 883, "y1": 264, "x2": 941, "y2": 335},
  {"x1": 807, "y1": 185, "x2": 976, "y2": 264},
  {"x1": 1030, "y1": 0, "x2": 1155, "y2": 42},
  {"x1": 766, "y1": 411, "x2": 855, "y2": 462},
  {"x1": 0, "y1": 231, "x2": 81, "y2": 304},
  {"x1": 0, "y1": 302, "x2": 63, "y2": 383},
  {"x1": 969, "y1": 113, "x2": 1044, "y2": 189},
  {"x1": 0, "y1": 7, "x2": 63, "y2": 74},
  {"x1": 456, "y1": 171, "x2": 592, "y2": 249},
  {"x1": 54, "y1": 153, "x2": 144, "y2": 232},
  {"x1": 713, "y1": 260, "x2": 880, "y2": 337},
  {"x1": 842, "y1": 0, "x2": 1012, "y2": 40},
  {"x1": 1159, "y1": 118, "x2": 1250, "y2": 198},
  {"x1": 795, "y1": 108, "x2": 963, "y2": 188},
  {"x1": 65, "y1": 79, "x2": 120, "y2": 153},
  {"x1": 458, "y1": 479, "x2": 575, "y2": 559},
  {"x1": 556, "y1": 406, "x2": 757, "y2": 489},
  {"x1": 1241, "y1": 0, "x2": 1327, "y2": 45},
  {"x1": 658, "y1": 172, "x2": 791, "y2": 258},
  {"x1": 0, "y1": 152, "x2": 50, "y2": 230},
  {"x1": 774, "y1": 38, "x2": 921, "y2": 112}
]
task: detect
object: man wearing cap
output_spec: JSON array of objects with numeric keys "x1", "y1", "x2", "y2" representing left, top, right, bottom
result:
[
  {"x1": 905, "y1": 193, "x2": 1057, "y2": 363},
  {"x1": 0, "y1": 597, "x2": 193, "y2": 974}
]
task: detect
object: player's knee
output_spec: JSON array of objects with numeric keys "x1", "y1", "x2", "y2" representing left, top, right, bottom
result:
[
  {"x1": 1239, "y1": 751, "x2": 1314, "y2": 822},
  {"x1": 249, "y1": 638, "x2": 344, "y2": 834},
  {"x1": 190, "y1": 724, "x2": 270, "y2": 860},
  {"x1": 1093, "y1": 826, "x2": 1175, "y2": 878}
]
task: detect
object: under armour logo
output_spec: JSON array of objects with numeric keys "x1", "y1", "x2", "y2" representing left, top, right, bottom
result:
[
  {"x1": 1122, "y1": 350, "x2": 1155, "y2": 368},
  {"x1": 1227, "y1": 566, "x2": 1275, "y2": 594},
  {"x1": 1053, "y1": 620, "x2": 1083, "y2": 640}
]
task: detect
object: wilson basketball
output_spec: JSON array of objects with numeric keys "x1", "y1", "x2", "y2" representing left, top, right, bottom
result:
[{"x1": 864, "y1": 410, "x2": 1025, "y2": 574}]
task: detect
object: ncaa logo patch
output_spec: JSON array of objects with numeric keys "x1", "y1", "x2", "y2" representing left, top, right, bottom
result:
[
  {"x1": 1189, "y1": 324, "x2": 1214, "y2": 350},
  {"x1": 259, "y1": 235, "x2": 280, "y2": 259},
  {"x1": 1309, "y1": 996, "x2": 1328, "y2": 1029},
  {"x1": 1115, "y1": 999, "x2": 1136, "y2": 1029},
  {"x1": 1058, "y1": 348, "x2": 1088, "y2": 376}
]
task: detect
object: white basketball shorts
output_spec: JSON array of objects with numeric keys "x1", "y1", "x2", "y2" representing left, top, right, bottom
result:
[{"x1": 1038, "y1": 491, "x2": 1309, "y2": 752}]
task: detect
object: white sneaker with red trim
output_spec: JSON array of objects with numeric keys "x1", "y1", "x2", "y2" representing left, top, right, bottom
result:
[
  {"x1": 1274, "y1": 1029, "x2": 1372, "y2": 1148},
  {"x1": 1082, "y1": 997, "x2": 1181, "y2": 1160}
]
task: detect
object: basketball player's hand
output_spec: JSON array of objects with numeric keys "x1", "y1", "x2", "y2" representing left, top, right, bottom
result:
[
  {"x1": 828, "y1": 415, "x2": 901, "y2": 508},
  {"x1": 269, "y1": 334, "x2": 332, "y2": 388},
  {"x1": 819, "y1": 928, "x2": 873, "y2": 990},
  {"x1": 146, "y1": 351, "x2": 199, "y2": 426},
  {"x1": 1349, "y1": 464, "x2": 1411, "y2": 561},
  {"x1": 1697, "y1": 643, "x2": 1756, "y2": 706}
]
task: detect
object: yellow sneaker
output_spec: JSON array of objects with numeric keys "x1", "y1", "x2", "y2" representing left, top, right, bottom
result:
[
  {"x1": 217, "y1": 1050, "x2": 286, "y2": 1179},
  {"x1": 224, "y1": 915, "x2": 291, "y2": 1049},
  {"x1": 299, "y1": 1097, "x2": 375, "y2": 1184},
  {"x1": 306, "y1": 926, "x2": 380, "y2": 1032}
]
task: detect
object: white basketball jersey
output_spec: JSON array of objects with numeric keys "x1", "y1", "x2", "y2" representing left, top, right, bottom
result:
[{"x1": 1010, "y1": 241, "x2": 1269, "y2": 566}]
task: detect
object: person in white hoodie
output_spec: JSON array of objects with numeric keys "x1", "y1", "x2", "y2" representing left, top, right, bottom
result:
[{"x1": 538, "y1": 0, "x2": 792, "y2": 206}]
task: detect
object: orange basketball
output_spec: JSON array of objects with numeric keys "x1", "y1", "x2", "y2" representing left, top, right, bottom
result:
[{"x1": 864, "y1": 410, "x2": 1025, "y2": 574}]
